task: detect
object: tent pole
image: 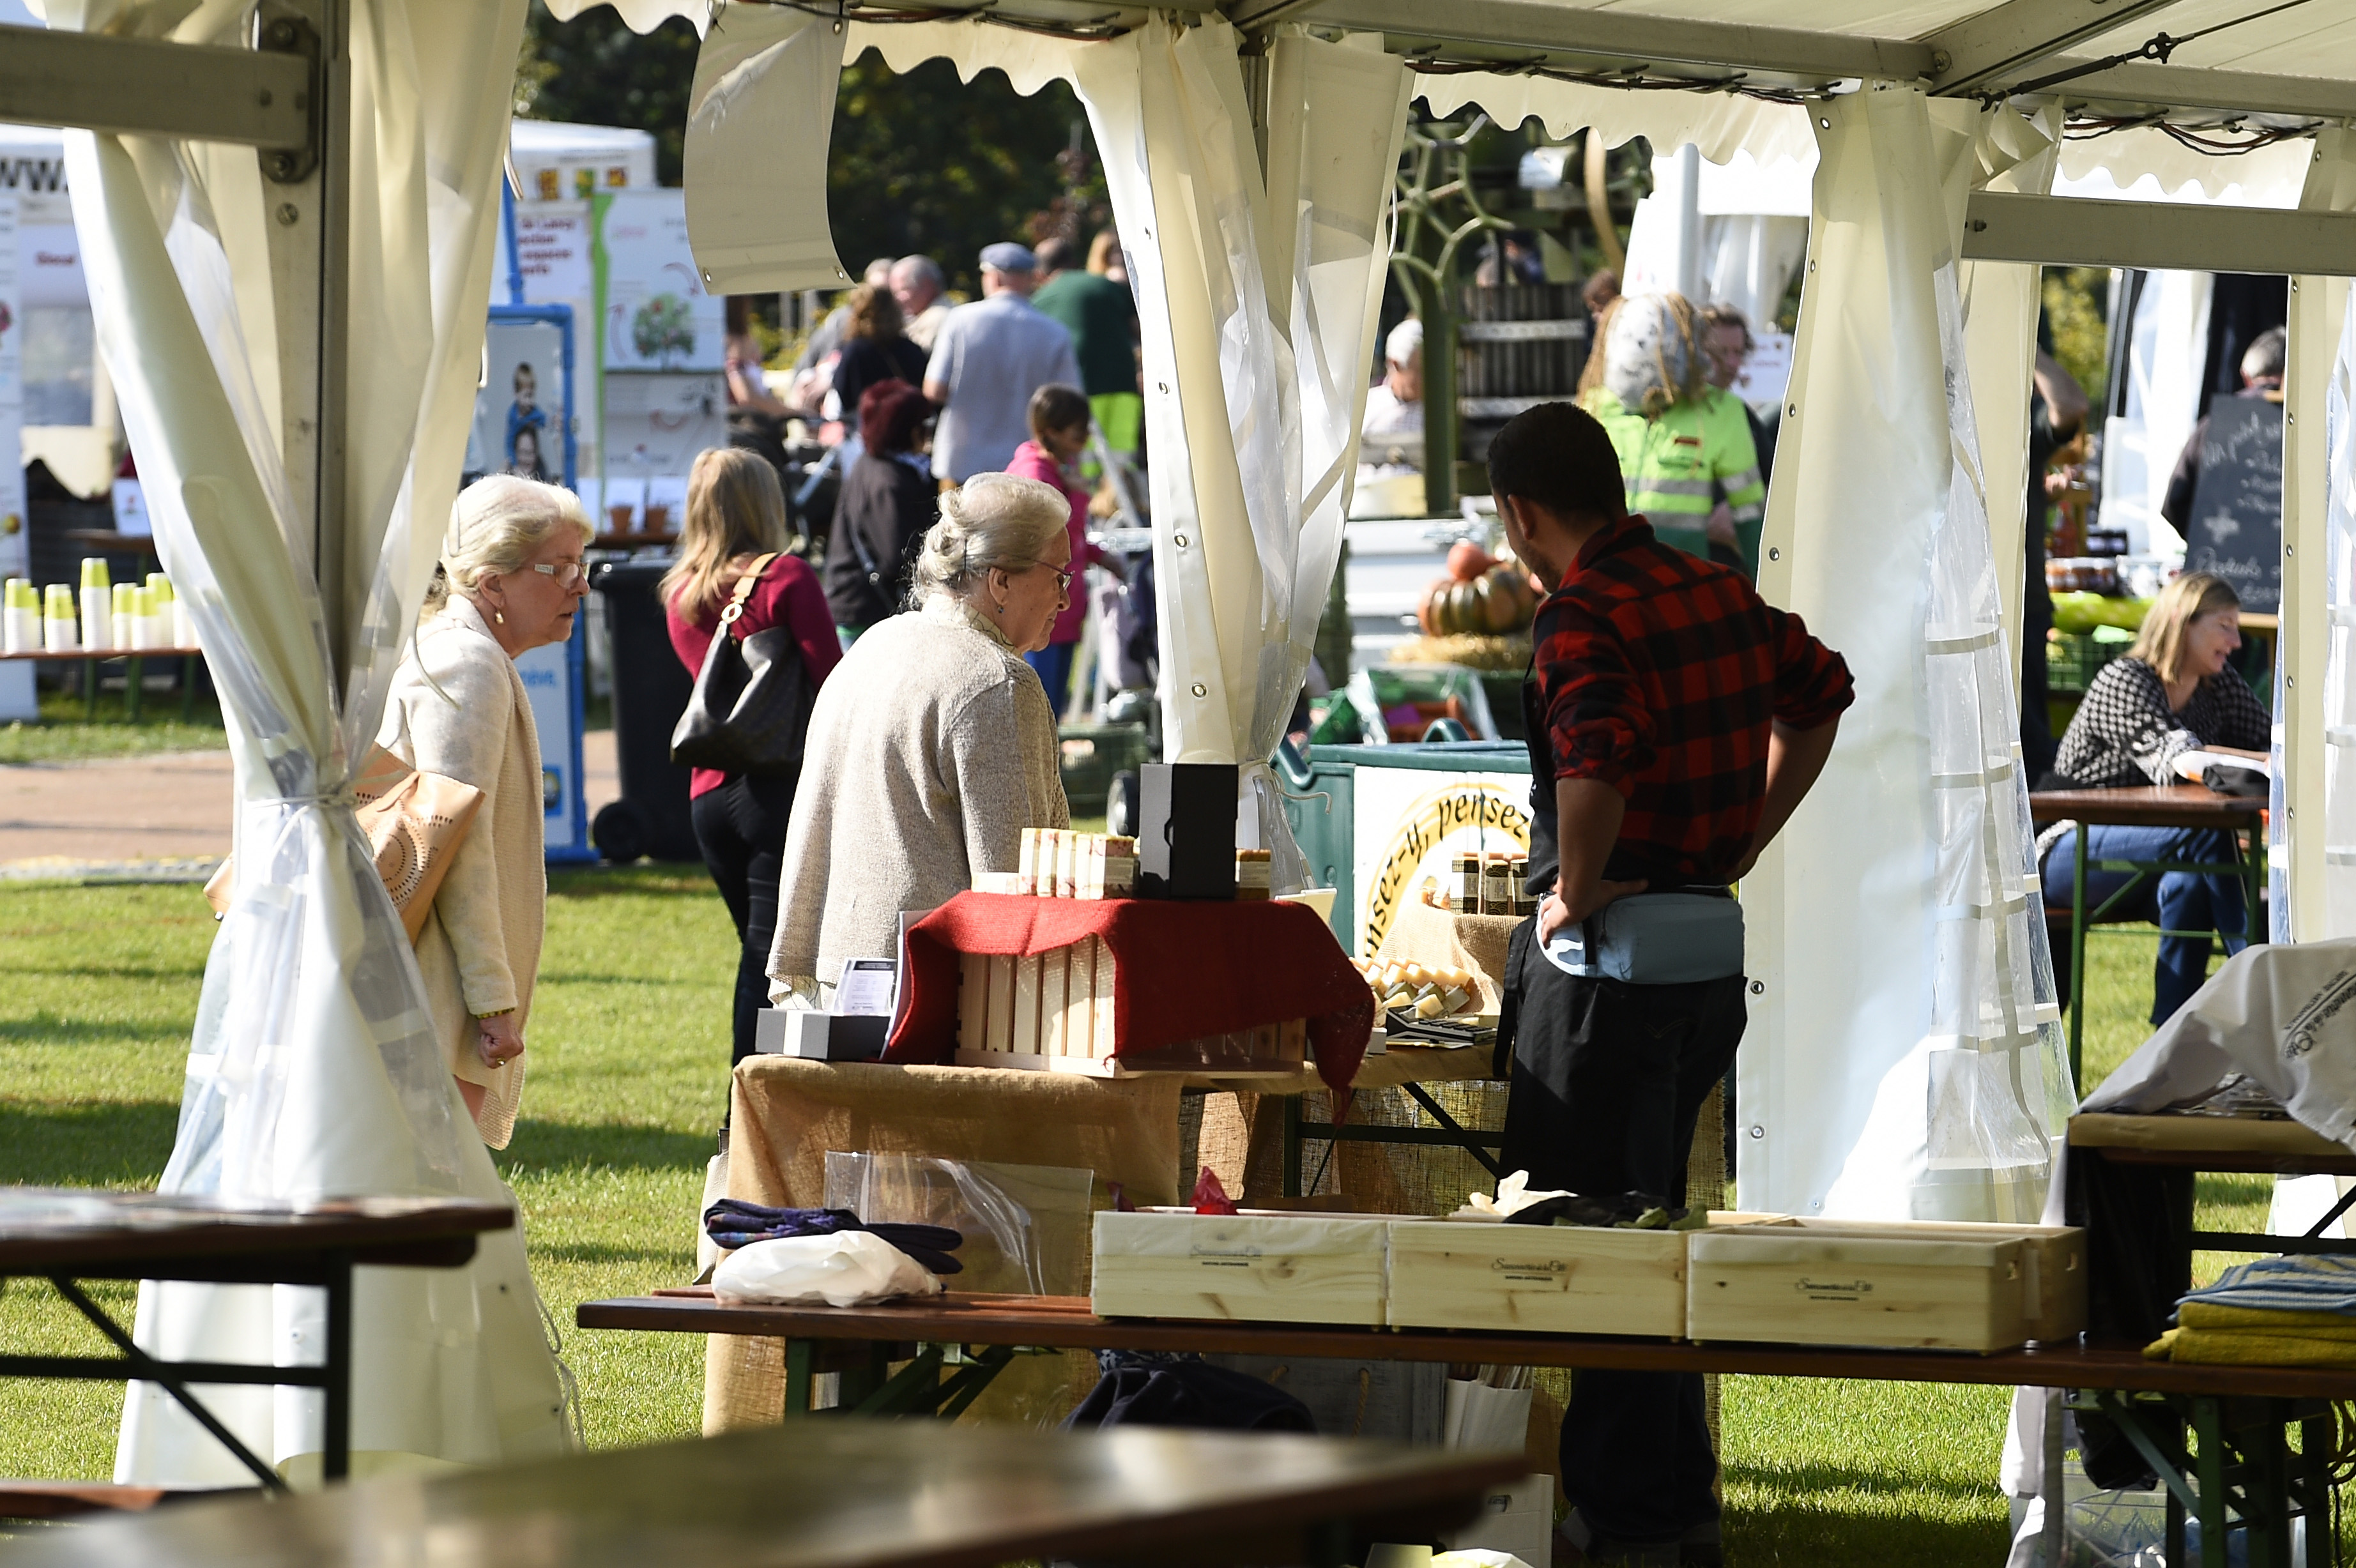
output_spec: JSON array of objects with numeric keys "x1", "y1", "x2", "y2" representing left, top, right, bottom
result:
[{"x1": 257, "y1": 0, "x2": 351, "y2": 677}]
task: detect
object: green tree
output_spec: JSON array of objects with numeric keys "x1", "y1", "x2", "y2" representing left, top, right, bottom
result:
[
  {"x1": 515, "y1": 8, "x2": 1106, "y2": 298},
  {"x1": 829, "y1": 57, "x2": 1105, "y2": 296},
  {"x1": 2042, "y1": 266, "x2": 2110, "y2": 413}
]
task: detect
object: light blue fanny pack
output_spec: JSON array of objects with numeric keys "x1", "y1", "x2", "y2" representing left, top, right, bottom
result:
[{"x1": 1541, "y1": 892, "x2": 1745, "y2": 984}]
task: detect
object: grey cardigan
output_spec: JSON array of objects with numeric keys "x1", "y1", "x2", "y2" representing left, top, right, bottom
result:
[{"x1": 768, "y1": 595, "x2": 1069, "y2": 993}]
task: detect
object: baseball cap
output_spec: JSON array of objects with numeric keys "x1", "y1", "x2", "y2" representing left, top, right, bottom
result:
[{"x1": 979, "y1": 241, "x2": 1038, "y2": 273}]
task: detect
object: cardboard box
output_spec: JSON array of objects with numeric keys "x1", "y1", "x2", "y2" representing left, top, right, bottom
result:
[{"x1": 1091, "y1": 1208, "x2": 1389, "y2": 1325}]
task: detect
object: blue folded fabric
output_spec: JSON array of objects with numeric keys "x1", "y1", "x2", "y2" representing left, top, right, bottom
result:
[
  {"x1": 701, "y1": 1201, "x2": 965, "y2": 1274},
  {"x1": 2177, "y1": 1254, "x2": 2356, "y2": 1319}
]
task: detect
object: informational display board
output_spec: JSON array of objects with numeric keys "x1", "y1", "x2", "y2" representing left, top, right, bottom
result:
[
  {"x1": 497, "y1": 201, "x2": 600, "y2": 471},
  {"x1": 2183, "y1": 395, "x2": 2284, "y2": 614},
  {"x1": 593, "y1": 188, "x2": 724, "y2": 375},
  {"x1": 515, "y1": 616, "x2": 593, "y2": 864},
  {"x1": 0, "y1": 192, "x2": 33, "y2": 720},
  {"x1": 466, "y1": 315, "x2": 572, "y2": 485},
  {"x1": 466, "y1": 304, "x2": 590, "y2": 863},
  {"x1": 600, "y1": 371, "x2": 726, "y2": 482},
  {"x1": 1350, "y1": 763, "x2": 1533, "y2": 955}
]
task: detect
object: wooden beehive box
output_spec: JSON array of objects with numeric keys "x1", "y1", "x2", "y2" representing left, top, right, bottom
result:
[
  {"x1": 1091, "y1": 1208, "x2": 1389, "y2": 1325},
  {"x1": 954, "y1": 947, "x2": 1306, "y2": 1077},
  {"x1": 1685, "y1": 1224, "x2": 2037, "y2": 1352},
  {"x1": 1385, "y1": 1217, "x2": 1690, "y2": 1337}
]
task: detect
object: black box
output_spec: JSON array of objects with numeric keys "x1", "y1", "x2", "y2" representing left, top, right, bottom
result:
[{"x1": 1136, "y1": 761, "x2": 1238, "y2": 900}]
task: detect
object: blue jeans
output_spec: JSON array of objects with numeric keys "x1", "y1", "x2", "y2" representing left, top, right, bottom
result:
[
  {"x1": 1025, "y1": 640, "x2": 1077, "y2": 719},
  {"x1": 2041, "y1": 824, "x2": 2249, "y2": 1025}
]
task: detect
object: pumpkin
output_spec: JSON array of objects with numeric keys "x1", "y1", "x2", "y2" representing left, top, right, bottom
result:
[{"x1": 1447, "y1": 540, "x2": 1497, "y2": 583}]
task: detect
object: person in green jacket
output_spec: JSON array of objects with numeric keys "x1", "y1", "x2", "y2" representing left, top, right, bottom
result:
[{"x1": 1579, "y1": 293, "x2": 1765, "y2": 567}]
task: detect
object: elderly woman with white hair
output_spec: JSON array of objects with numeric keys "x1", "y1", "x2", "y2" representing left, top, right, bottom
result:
[
  {"x1": 769, "y1": 471, "x2": 1073, "y2": 1003},
  {"x1": 379, "y1": 475, "x2": 591, "y2": 1145}
]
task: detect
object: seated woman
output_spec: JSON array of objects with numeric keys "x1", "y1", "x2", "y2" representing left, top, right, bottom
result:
[
  {"x1": 2039, "y1": 571, "x2": 2270, "y2": 1024},
  {"x1": 769, "y1": 472, "x2": 1074, "y2": 1005}
]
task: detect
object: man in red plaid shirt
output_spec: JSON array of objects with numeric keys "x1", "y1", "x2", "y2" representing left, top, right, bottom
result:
[{"x1": 1489, "y1": 402, "x2": 1852, "y2": 1566}]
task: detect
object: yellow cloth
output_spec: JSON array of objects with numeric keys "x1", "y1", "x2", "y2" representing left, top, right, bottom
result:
[
  {"x1": 2148, "y1": 1327, "x2": 2356, "y2": 1369},
  {"x1": 2178, "y1": 1302, "x2": 2356, "y2": 1332}
]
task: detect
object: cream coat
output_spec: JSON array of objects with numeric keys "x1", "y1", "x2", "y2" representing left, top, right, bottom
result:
[
  {"x1": 769, "y1": 594, "x2": 1067, "y2": 992},
  {"x1": 378, "y1": 597, "x2": 544, "y2": 1148}
]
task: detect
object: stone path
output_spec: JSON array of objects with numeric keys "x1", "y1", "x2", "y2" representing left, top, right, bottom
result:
[{"x1": 0, "y1": 730, "x2": 618, "y2": 881}]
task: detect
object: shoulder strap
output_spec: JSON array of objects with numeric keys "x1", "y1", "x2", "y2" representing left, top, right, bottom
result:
[{"x1": 717, "y1": 552, "x2": 782, "y2": 628}]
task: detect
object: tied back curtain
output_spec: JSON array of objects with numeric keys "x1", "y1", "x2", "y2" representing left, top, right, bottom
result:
[
  {"x1": 54, "y1": 0, "x2": 569, "y2": 1483},
  {"x1": 1742, "y1": 86, "x2": 2073, "y2": 1226}
]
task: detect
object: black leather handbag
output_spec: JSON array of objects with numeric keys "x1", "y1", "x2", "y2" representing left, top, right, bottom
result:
[{"x1": 669, "y1": 552, "x2": 816, "y2": 777}]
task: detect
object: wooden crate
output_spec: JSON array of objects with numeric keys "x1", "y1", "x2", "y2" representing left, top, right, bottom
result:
[
  {"x1": 1091, "y1": 1208, "x2": 1389, "y2": 1325},
  {"x1": 1697, "y1": 1216, "x2": 2086, "y2": 1344},
  {"x1": 1385, "y1": 1217, "x2": 1688, "y2": 1337},
  {"x1": 953, "y1": 947, "x2": 1305, "y2": 1077},
  {"x1": 1685, "y1": 1226, "x2": 2033, "y2": 1352}
]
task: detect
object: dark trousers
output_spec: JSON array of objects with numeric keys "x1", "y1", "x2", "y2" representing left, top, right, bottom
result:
[
  {"x1": 1500, "y1": 935, "x2": 1748, "y2": 1544},
  {"x1": 690, "y1": 770, "x2": 799, "y2": 1067}
]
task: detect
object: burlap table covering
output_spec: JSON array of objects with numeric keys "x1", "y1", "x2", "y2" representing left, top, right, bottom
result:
[
  {"x1": 705, "y1": 1056, "x2": 1183, "y2": 1433},
  {"x1": 1373, "y1": 898, "x2": 1520, "y2": 1012}
]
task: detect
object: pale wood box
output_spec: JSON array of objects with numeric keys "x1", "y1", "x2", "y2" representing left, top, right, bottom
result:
[
  {"x1": 1685, "y1": 1219, "x2": 2086, "y2": 1353},
  {"x1": 1385, "y1": 1217, "x2": 1689, "y2": 1338},
  {"x1": 1091, "y1": 1208, "x2": 1390, "y2": 1327}
]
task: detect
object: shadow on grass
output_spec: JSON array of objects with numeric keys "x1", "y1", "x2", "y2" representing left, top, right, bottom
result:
[
  {"x1": 499, "y1": 1121, "x2": 714, "y2": 1173},
  {"x1": 547, "y1": 868, "x2": 715, "y2": 900},
  {"x1": 1725, "y1": 1501, "x2": 2010, "y2": 1567},
  {"x1": 0, "y1": 1102, "x2": 178, "y2": 1186},
  {"x1": 1726, "y1": 1458, "x2": 2007, "y2": 1505},
  {"x1": 10, "y1": 963, "x2": 209, "y2": 984},
  {"x1": 0, "y1": 1013, "x2": 199, "y2": 1047}
]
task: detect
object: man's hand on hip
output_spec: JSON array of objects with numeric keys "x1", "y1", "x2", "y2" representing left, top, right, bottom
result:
[{"x1": 1536, "y1": 878, "x2": 1649, "y2": 945}]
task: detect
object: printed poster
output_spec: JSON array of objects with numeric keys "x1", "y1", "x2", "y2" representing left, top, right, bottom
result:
[
  {"x1": 593, "y1": 188, "x2": 723, "y2": 374},
  {"x1": 1349, "y1": 763, "x2": 1532, "y2": 955}
]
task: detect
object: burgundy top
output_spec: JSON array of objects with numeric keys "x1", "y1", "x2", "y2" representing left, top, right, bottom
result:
[
  {"x1": 665, "y1": 554, "x2": 843, "y2": 798},
  {"x1": 1004, "y1": 439, "x2": 1109, "y2": 646}
]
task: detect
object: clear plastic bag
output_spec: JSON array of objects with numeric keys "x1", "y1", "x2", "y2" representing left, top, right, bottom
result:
[{"x1": 822, "y1": 1153, "x2": 1096, "y2": 1295}]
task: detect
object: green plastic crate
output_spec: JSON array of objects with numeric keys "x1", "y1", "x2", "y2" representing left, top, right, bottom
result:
[{"x1": 1057, "y1": 722, "x2": 1152, "y2": 814}]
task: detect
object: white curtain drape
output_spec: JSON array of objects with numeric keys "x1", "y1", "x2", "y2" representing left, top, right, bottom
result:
[
  {"x1": 1741, "y1": 86, "x2": 2072, "y2": 1224},
  {"x1": 1959, "y1": 102, "x2": 2063, "y2": 689},
  {"x1": 52, "y1": 0, "x2": 569, "y2": 1484},
  {"x1": 683, "y1": 3, "x2": 851, "y2": 295},
  {"x1": 838, "y1": 13, "x2": 1405, "y2": 885},
  {"x1": 2268, "y1": 126, "x2": 2356, "y2": 1245}
]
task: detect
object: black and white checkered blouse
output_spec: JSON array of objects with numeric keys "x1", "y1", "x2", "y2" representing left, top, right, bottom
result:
[{"x1": 2049, "y1": 656, "x2": 2270, "y2": 788}]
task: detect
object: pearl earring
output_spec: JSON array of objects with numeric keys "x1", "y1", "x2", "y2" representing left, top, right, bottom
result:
[{"x1": 494, "y1": 610, "x2": 505, "y2": 625}]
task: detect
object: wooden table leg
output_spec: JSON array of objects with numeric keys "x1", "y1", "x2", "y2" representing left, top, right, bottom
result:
[
  {"x1": 2070, "y1": 826, "x2": 2090, "y2": 1091},
  {"x1": 323, "y1": 1248, "x2": 353, "y2": 1483}
]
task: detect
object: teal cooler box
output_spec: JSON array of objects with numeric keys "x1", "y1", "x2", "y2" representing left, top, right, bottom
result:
[{"x1": 1280, "y1": 742, "x2": 1533, "y2": 957}]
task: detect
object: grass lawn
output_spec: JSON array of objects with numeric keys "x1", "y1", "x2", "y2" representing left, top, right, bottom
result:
[
  {"x1": 0, "y1": 869, "x2": 2309, "y2": 1562},
  {"x1": 0, "y1": 677, "x2": 226, "y2": 765}
]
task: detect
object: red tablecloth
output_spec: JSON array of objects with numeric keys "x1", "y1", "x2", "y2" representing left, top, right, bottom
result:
[{"x1": 886, "y1": 893, "x2": 1375, "y2": 1094}]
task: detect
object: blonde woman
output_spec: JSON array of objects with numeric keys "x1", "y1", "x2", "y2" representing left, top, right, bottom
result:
[
  {"x1": 769, "y1": 472, "x2": 1072, "y2": 1004},
  {"x1": 2041, "y1": 571, "x2": 2270, "y2": 1023},
  {"x1": 379, "y1": 476, "x2": 590, "y2": 1146},
  {"x1": 664, "y1": 448, "x2": 841, "y2": 1065}
]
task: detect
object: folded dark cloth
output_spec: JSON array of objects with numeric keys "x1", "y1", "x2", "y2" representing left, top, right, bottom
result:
[
  {"x1": 1504, "y1": 1191, "x2": 1700, "y2": 1230},
  {"x1": 1063, "y1": 1350, "x2": 1316, "y2": 1435},
  {"x1": 702, "y1": 1201, "x2": 965, "y2": 1274}
]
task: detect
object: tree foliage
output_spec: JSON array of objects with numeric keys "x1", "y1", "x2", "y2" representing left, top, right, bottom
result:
[{"x1": 515, "y1": 8, "x2": 1105, "y2": 299}]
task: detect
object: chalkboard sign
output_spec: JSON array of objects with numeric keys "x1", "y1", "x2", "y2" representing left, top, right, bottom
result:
[{"x1": 2183, "y1": 395, "x2": 2283, "y2": 614}]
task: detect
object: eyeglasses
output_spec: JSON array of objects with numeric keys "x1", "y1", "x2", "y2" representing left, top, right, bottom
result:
[
  {"x1": 1038, "y1": 562, "x2": 1077, "y2": 592},
  {"x1": 531, "y1": 561, "x2": 587, "y2": 590}
]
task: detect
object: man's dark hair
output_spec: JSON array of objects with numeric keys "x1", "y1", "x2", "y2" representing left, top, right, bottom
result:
[
  {"x1": 1485, "y1": 401, "x2": 1626, "y2": 520},
  {"x1": 1035, "y1": 234, "x2": 1077, "y2": 274}
]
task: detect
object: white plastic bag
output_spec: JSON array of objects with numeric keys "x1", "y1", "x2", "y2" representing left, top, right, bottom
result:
[{"x1": 710, "y1": 1231, "x2": 944, "y2": 1308}]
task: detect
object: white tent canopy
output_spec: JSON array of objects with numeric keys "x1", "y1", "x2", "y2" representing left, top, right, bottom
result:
[{"x1": 11, "y1": 0, "x2": 2356, "y2": 1491}]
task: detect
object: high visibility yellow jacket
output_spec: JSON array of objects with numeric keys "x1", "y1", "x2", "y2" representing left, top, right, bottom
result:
[{"x1": 1583, "y1": 387, "x2": 1765, "y2": 563}]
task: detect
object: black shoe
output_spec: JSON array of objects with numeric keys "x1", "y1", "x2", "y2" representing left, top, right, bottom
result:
[{"x1": 1554, "y1": 1525, "x2": 1680, "y2": 1566}]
